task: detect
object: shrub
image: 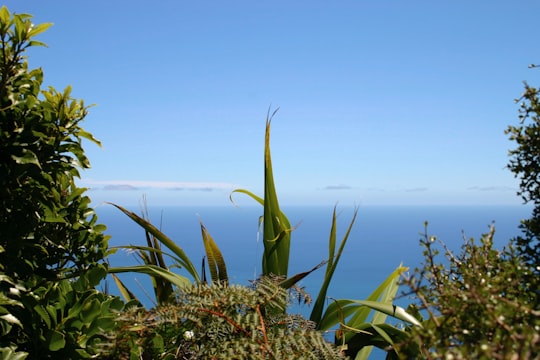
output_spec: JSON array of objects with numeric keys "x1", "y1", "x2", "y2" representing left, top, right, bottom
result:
[
  {"x1": 0, "y1": 6, "x2": 119, "y2": 358},
  {"x1": 399, "y1": 224, "x2": 540, "y2": 359}
]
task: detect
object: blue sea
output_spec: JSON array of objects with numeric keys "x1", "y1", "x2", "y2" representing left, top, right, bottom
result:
[{"x1": 97, "y1": 204, "x2": 530, "y2": 359}]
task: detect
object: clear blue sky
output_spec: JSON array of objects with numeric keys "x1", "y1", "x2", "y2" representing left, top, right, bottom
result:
[{"x1": 6, "y1": 1, "x2": 540, "y2": 206}]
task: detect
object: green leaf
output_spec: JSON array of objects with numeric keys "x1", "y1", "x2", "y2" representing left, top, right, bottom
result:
[
  {"x1": 0, "y1": 314, "x2": 22, "y2": 328},
  {"x1": 0, "y1": 347, "x2": 29, "y2": 360},
  {"x1": 0, "y1": 6, "x2": 11, "y2": 28},
  {"x1": 278, "y1": 260, "x2": 326, "y2": 289},
  {"x1": 78, "y1": 129, "x2": 102, "y2": 146},
  {"x1": 107, "y1": 203, "x2": 200, "y2": 282},
  {"x1": 230, "y1": 113, "x2": 293, "y2": 279},
  {"x1": 355, "y1": 300, "x2": 422, "y2": 327},
  {"x1": 108, "y1": 265, "x2": 191, "y2": 289},
  {"x1": 261, "y1": 114, "x2": 292, "y2": 277},
  {"x1": 33, "y1": 304, "x2": 51, "y2": 329},
  {"x1": 28, "y1": 22, "x2": 52, "y2": 38},
  {"x1": 11, "y1": 149, "x2": 41, "y2": 168},
  {"x1": 48, "y1": 330, "x2": 66, "y2": 351},
  {"x1": 110, "y1": 273, "x2": 140, "y2": 304},
  {"x1": 311, "y1": 206, "x2": 358, "y2": 324},
  {"x1": 318, "y1": 265, "x2": 407, "y2": 331},
  {"x1": 200, "y1": 222, "x2": 228, "y2": 284}
]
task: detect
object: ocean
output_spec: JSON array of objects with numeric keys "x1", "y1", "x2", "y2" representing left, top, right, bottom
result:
[{"x1": 97, "y1": 204, "x2": 530, "y2": 358}]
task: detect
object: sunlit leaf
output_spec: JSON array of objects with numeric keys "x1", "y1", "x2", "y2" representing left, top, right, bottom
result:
[
  {"x1": 108, "y1": 265, "x2": 191, "y2": 289},
  {"x1": 311, "y1": 206, "x2": 358, "y2": 324},
  {"x1": 110, "y1": 273, "x2": 140, "y2": 304},
  {"x1": 107, "y1": 203, "x2": 200, "y2": 282},
  {"x1": 278, "y1": 260, "x2": 326, "y2": 289},
  {"x1": 48, "y1": 330, "x2": 65, "y2": 351},
  {"x1": 200, "y1": 222, "x2": 228, "y2": 284}
]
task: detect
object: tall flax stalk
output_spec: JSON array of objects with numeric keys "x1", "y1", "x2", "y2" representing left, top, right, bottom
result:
[
  {"x1": 262, "y1": 115, "x2": 292, "y2": 277},
  {"x1": 231, "y1": 111, "x2": 292, "y2": 278}
]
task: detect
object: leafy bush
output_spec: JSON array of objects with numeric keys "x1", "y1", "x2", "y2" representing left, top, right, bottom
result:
[
  {"x1": 0, "y1": 6, "x2": 120, "y2": 358},
  {"x1": 0, "y1": 5, "x2": 109, "y2": 283},
  {"x1": 399, "y1": 224, "x2": 540, "y2": 359},
  {"x1": 506, "y1": 72, "x2": 540, "y2": 296}
]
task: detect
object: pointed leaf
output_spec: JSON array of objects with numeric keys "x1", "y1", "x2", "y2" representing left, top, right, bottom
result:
[
  {"x1": 200, "y1": 222, "x2": 228, "y2": 284},
  {"x1": 312, "y1": 207, "x2": 358, "y2": 324},
  {"x1": 28, "y1": 22, "x2": 52, "y2": 38},
  {"x1": 108, "y1": 265, "x2": 191, "y2": 289},
  {"x1": 355, "y1": 300, "x2": 422, "y2": 327},
  {"x1": 107, "y1": 203, "x2": 200, "y2": 282},
  {"x1": 110, "y1": 273, "x2": 140, "y2": 304},
  {"x1": 278, "y1": 260, "x2": 326, "y2": 289}
]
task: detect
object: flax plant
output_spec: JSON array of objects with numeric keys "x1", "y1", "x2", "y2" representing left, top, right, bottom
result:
[
  {"x1": 108, "y1": 111, "x2": 420, "y2": 358},
  {"x1": 107, "y1": 203, "x2": 227, "y2": 305},
  {"x1": 231, "y1": 110, "x2": 292, "y2": 278}
]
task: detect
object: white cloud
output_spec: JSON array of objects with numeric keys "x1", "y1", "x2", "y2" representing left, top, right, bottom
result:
[
  {"x1": 323, "y1": 184, "x2": 353, "y2": 190},
  {"x1": 467, "y1": 186, "x2": 515, "y2": 192},
  {"x1": 82, "y1": 179, "x2": 238, "y2": 191},
  {"x1": 404, "y1": 187, "x2": 429, "y2": 192}
]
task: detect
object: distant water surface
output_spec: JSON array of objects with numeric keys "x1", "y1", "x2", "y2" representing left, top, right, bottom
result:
[{"x1": 98, "y1": 204, "x2": 529, "y2": 300}]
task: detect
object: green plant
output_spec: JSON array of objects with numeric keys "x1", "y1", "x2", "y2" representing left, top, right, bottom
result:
[
  {"x1": 2, "y1": 264, "x2": 125, "y2": 358},
  {"x1": 506, "y1": 68, "x2": 540, "y2": 282},
  {"x1": 106, "y1": 277, "x2": 345, "y2": 359},
  {"x1": 107, "y1": 199, "x2": 226, "y2": 306},
  {"x1": 0, "y1": 7, "x2": 120, "y2": 358},
  {"x1": 317, "y1": 264, "x2": 422, "y2": 360},
  {"x1": 109, "y1": 111, "x2": 419, "y2": 359},
  {"x1": 0, "y1": 7, "x2": 109, "y2": 282},
  {"x1": 399, "y1": 224, "x2": 540, "y2": 359}
]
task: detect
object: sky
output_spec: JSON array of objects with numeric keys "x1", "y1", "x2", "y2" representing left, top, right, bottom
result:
[{"x1": 5, "y1": 1, "x2": 540, "y2": 207}]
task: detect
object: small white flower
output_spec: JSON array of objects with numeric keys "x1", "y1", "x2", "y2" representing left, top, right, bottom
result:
[
  {"x1": 183, "y1": 330, "x2": 194, "y2": 340},
  {"x1": 9, "y1": 287, "x2": 20, "y2": 296}
]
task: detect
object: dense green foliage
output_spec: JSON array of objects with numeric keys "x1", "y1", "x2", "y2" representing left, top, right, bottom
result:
[
  {"x1": 104, "y1": 277, "x2": 345, "y2": 359},
  {"x1": 2, "y1": 5, "x2": 538, "y2": 359},
  {"x1": 0, "y1": 7, "x2": 119, "y2": 358},
  {"x1": 0, "y1": 8, "x2": 109, "y2": 282},
  {"x1": 506, "y1": 72, "x2": 540, "y2": 281},
  {"x1": 399, "y1": 225, "x2": 540, "y2": 359}
]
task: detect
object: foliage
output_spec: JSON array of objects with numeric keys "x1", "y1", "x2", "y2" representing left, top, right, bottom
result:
[
  {"x1": 0, "y1": 6, "x2": 109, "y2": 282},
  {"x1": 1, "y1": 262, "x2": 124, "y2": 358},
  {"x1": 232, "y1": 110, "x2": 292, "y2": 277},
  {"x1": 107, "y1": 201, "x2": 220, "y2": 306},
  {"x1": 109, "y1": 111, "x2": 418, "y2": 359},
  {"x1": 399, "y1": 224, "x2": 540, "y2": 359},
  {"x1": 0, "y1": 6, "x2": 119, "y2": 358},
  {"x1": 506, "y1": 69, "x2": 540, "y2": 283},
  {"x1": 104, "y1": 277, "x2": 345, "y2": 359},
  {"x1": 318, "y1": 264, "x2": 421, "y2": 360}
]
